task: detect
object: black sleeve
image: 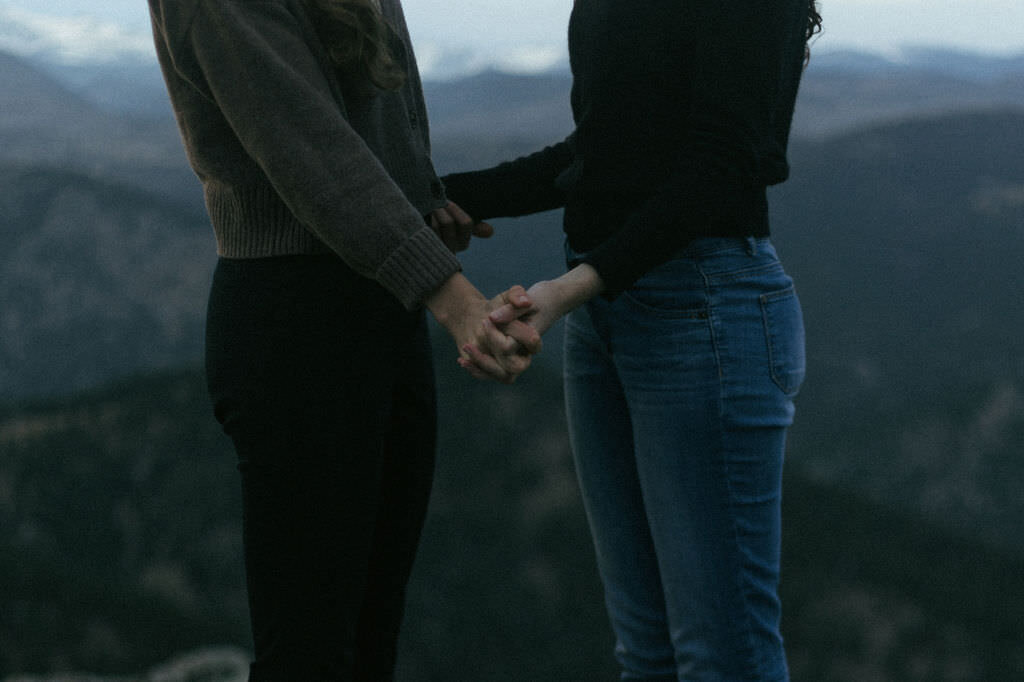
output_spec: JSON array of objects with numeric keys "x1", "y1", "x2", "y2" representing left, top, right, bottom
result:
[
  {"x1": 580, "y1": 0, "x2": 805, "y2": 298},
  {"x1": 441, "y1": 135, "x2": 575, "y2": 220}
]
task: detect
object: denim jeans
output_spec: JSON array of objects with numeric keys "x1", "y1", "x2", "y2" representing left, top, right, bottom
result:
[
  {"x1": 205, "y1": 255, "x2": 436, "y2": 681},
  {"x1": 564, "y1": 237, "x2": 804, "y2": 681}
]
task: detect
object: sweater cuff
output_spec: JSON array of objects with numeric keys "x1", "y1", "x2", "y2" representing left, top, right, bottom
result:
[{"x1": 375, "y1": 226, "x2": 462, "y2": 310}]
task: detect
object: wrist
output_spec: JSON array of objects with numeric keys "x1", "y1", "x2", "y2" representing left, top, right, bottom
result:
[
  {"x1": 425, "y1": 273, "x2": 483, "y2": 330},
  {"x1": 553, "y1": 263, "x2": 603, "y2": 313}
]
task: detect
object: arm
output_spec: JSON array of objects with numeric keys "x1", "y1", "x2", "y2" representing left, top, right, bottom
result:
[
  {"x1": 578, "y1": 0, "x2": 808, "y2": 298},
  {"x1": 441, "y1": 137, "x2": 575, "y2": 221},
  {"x1": 163, "y1": 0, "x2": 460, "y2": 309},
  {"x1": 426, "y1": 274, "x2": 541, "y2": 384},
  {"x1": 429, "y1": 200, "x2": 495, "y2": 253},
  {"x1": 155, "y1": 1, "x2": 540, "y2": 375}
]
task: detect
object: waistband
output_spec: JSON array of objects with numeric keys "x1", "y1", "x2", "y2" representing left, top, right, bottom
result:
[{"x1": 566, "y1": 236, "x2": 774, "y2": 267}]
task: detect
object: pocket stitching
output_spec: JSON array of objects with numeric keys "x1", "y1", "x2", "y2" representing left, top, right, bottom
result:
[
  {"x1": 621, "y1": 289, "x2": 710, "y2": 319},
  {"x1": 760, "y1": 286, "x2": 805, "y2": 396}
]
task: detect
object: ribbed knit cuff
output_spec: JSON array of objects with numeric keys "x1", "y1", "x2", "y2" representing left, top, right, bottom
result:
[
  {"x1": 207, "y1": 182, "x2": 331, "y2": 258},
  {"x1": 375, "y1": 226, "x2": 462, "y2": 310}
]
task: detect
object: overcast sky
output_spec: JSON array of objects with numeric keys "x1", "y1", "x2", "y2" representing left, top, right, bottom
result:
[{"x1": 2, "y1": 0, "x2": 1023, "y2": 64}]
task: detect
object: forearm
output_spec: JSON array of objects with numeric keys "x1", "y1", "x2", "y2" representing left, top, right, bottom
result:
[
  {"x1": 441, "y1": 137, "x2": 574, "y2": 219},
  {"x1": 424, "y1": 272, "x2": 485, "y2": 336},
  {"x1": 177, "y1": 0, "x2": 459, "y2": 308},
  {"x1": 548, "y1": 263, "x2": 604, "y2": 316},
  {"x1": 579, "y1": 179, "x2": 767, "y2": 299},
  {"x1": 509, "y1": 264, "x2": 603, "y2": 337},
  {"x1": 427, "y1": 273, "x2": 541, "y2": 384}
]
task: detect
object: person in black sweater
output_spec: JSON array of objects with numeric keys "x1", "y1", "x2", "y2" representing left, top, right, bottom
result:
[{"x1": 447, "y1": 1, "x2": 822, "y2": 679}]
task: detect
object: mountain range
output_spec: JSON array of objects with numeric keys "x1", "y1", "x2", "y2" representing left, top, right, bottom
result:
[
  {"x1": 3, "y1": 360, "x2": 1023, "y2": 680},
  {"x1": 1, "y1": 46, "x2": 1023, "y2": 679},
  {"x1": 2, "y1": 41, "x2": 1023, "y2": 546}
]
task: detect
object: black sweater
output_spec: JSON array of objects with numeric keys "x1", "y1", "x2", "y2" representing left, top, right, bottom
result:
[{"x1": 442, "y1": 0, "x2": 810, "y2": 297}]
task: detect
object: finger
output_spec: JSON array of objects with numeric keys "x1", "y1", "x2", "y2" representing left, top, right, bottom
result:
[
  {"x1": 461, "y1": 343, "x2": 512, "y2": 383},
  {"x1": 466, "y1": 340, "x2": 528, "y2": 384},
  {"x1": 454, "y1": 222, "x2": 473, "y2": 252},
  {"x1": 442, "y1": 202, "x2": 474, "y2": 251},
  {"x1": 444, "y1": 201, "x2": 474, "y2": 226},
  {"x1": 430, "y1": 209, "x2": 461, "y2": 251},
  {"x1": 473, "y1": 221, "x2": 495, "y2": 239},
  {"x1": 489, "y1": 302, "x2": 533, "y2": 325},
  {"x1": 431, "y1": 206, "x2": 455, "y2": 229},
  {"x1": 502, "y1": 285, "x2": 533, "y2": 308},
  {"x1": 503, "y1": 319, "x2": 543, "y2": 354},
  {"x1": 498, "y1": 351, "x2": 531, "y2": 377},
  {"x1": 481, "y1": 318, "x2": 525, "y2": 356},
  {"x1": 457, "y1": 357, "x2": 491, "y2": 382},
  {"x1": 441, "y1": 223, "x2": 459, "y2": 251}
]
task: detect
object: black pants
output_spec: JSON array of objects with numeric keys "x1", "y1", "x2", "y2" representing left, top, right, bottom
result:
[{"x1": 205, "y1": 255, "x2": 436, "y2": 681}]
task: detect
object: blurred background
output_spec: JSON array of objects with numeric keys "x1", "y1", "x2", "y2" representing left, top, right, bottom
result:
[{"x1": 1, "y1": 1, "x2": 1023, "y2": 680}]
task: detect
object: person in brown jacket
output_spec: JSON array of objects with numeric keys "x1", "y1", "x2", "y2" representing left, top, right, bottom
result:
[{"x1": 148, "y1": 0, "x2": 538, "y2": 678}]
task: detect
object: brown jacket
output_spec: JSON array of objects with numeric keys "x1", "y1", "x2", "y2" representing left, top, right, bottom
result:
[{"x1": 148, "y1": 0, "x2": 460, "y2": 309}]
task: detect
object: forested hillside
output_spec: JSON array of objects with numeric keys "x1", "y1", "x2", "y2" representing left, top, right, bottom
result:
[
  {"x1": 3, "y1": 356, "x2": 1022, "y2": 680},
  {"x1": 0, "y1": 165, "x2": 213, "y2": 399},
  {"x1": 2, "y1": 47, "x2": 1023, "y2": 680}
]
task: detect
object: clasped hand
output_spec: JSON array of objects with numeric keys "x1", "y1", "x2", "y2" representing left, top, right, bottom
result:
[
  {"x1": 426, "y1": 201, "x2": 602, "y2": 384},
  {"x1": 458, "y1": 285, "x2": 544, "y2": 384},
  {"x1": 459, "y1": 265, "x2": 604, "y2": 383},
  {"x1": 457, "y1": 279, "x2": 559, "y2": 383}
]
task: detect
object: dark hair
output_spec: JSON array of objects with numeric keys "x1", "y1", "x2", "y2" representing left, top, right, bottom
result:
[
  {"x1": 805, "y1": 0, "x2": 823, "y2": 64},
  {"x1": 305, "y1": 0, "x2": 405, "y2": 91}
]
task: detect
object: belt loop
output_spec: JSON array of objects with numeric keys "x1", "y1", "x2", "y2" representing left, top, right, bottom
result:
[{"x1": 745, "y1": 236, "x2": 757, "y2": 256}]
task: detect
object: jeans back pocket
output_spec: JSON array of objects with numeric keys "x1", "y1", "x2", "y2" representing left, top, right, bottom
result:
[{"x1": 760, "y1": 286, "x2": 806, "y2": 397}]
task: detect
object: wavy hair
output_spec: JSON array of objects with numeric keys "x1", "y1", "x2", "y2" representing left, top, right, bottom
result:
[
  {"x1": 304, "y1": 0, "x2": 405, "y2": 91},
  {"x1": 805, "y1": 0, "x2": 823, "y2": 64}
]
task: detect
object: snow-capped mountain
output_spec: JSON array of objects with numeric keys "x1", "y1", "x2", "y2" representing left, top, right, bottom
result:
[
  {"x1": 0, "y1": 4, "x2": 565, "y2": 82},
  {"x1": 0, "y1": 5, "x2": 154, "y2": 65}
]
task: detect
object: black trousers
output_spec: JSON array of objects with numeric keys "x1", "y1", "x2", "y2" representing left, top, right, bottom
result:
[{"x1": 205, "y1": 255, "x2": 436, "y2": 681}]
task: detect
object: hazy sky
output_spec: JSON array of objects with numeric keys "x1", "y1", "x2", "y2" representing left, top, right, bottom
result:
[{"x1": 3, "y1": 0, "x2": 1024, "y2": 62}]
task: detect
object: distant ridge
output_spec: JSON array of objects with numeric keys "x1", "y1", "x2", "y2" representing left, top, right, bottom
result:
[
  {"x1": 2, "y1": 35, "x2": 1024, "y2": 680},
  {"x1": 814, "y1": 46, "x2": 1024, "y2": 80},
  {"x1": 0, "y1": 163, "x2": 213, "y2": 401},
  {"x1": 0, "y1": 50, "x2": 196, "y2": 205},
  {"x1": 0, "y1": 49, "x2": 99, "y2": 127}
]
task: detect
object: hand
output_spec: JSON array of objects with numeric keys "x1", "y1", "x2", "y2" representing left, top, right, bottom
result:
[
  {"x1": 457, "y1": 281, "x2": 559, "y2": 380},
  {"x1": 430, "y1": 200, "x2": 494, "y2": 253},
  {"x1": 425, "y1": 274, "x2": 541, "y2": 383},
  {"x1": 459, "y1": 264, "x2": 604, "y2": 379},
  {"x1": 489, "y1": 279, "x2": 563, "y2": 336}
]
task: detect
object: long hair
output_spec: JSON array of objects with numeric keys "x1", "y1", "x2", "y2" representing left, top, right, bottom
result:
[
  {"x1": 304, "y1": 0, "x2": 405, "y2": 91},
  {"x1": 805, "y1": 0, "x2": 823, "y2": 64}
]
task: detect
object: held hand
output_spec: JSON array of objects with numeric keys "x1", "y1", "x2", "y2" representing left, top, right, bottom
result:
[
  {"x1": 492, "y1": 263, "x2": 604, "y2": 336},
  {"x1": 426, "y1": 275, "x2": 541, "y2": 384},
  {"x1": 460, "y1": 264, "x2": 605, "y2": 380},
  {"x1": 488, "y1": 279, "x2": 563, "y2": 336},
  {"x1": 456, "y1": 287, "x2": 545, "y2": 382},
  {"x1": 430, "y1": 200, "x2": 494, "y2": 253}
]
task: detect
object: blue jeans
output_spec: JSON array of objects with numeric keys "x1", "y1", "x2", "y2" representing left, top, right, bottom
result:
[{"x1": 564, "y1": 237, "x2": 804, "y2": 681}]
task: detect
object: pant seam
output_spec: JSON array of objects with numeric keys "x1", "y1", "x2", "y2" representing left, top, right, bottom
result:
[{"x1": 701, "y1": 260, "x2": 769, "y2": 680}]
